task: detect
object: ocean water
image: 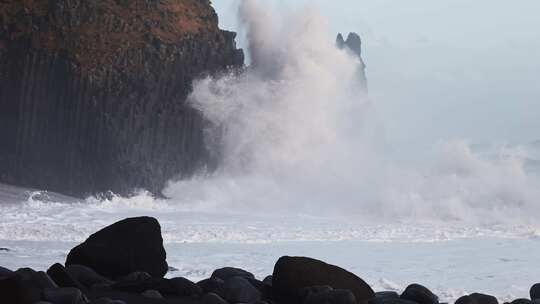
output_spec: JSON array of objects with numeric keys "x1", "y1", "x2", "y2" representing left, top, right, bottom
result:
[
  {"x1": 1, "y1": 180, "x2": 540, "y2": 302},
  {"x1": 1, "y1": 0, "x2": 540, "y2": 302}
]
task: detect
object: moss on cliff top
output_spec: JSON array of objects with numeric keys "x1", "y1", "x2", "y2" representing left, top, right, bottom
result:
[{"x1": 0, "y1": 0, "x2": 221, "y2": 71}]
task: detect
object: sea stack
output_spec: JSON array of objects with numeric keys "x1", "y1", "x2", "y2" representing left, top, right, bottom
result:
[
  {"x1": 0, "y1": 0, "x2": 244, "y2": 197},
  {"x1": 337, "y1": 32, "x2": 368, "y2": 92}
]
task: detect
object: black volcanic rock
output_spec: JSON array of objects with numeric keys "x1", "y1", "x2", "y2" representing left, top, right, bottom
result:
[
  {"x1": 112, "y1": 276, "x2": 202, "y2": 297},
  {"x1": 42, "y1": 287, "x2": 86, "y2": 304},
  {"x1": 337, "y1": 32, "x2": 368, "y2": 92},
  {"x1": 400, "y1": 284, "x2": 439, "y2": 304},
  {"x1": 369, "y1": 292, "x2": 405, "y2": 304},
  {"x1": 469, "y1": 293, "x2": 499, "y2": 304},
  {"x1": 197, "y1": 277, "x2": 225, "y2": 294},
  {"x1": 372, "y1": 299, "x2": 420, "y2": 304},
  {"x1": 511, "y1": 300, "x2": 533, "y2": 304},
  {"x1": 263, "y1": 275, "x2": 273, "y2": 287},
  {"x1": 0, "y1": 274, "x2": 37, "y2": 304},
  {"x1": 0, "y1": 0, "x2": 244, "y2": 197},
  {"x1": 218, "y1": 276, "x2": 261, "y2": 303},
  {"x1": 531, "y1": 284, "x2": 540, "y2": 300},
  {"x1": 65, "y1": 265, "x2": 112, "y2": 289},
  {"x1": 46, "y1": 263, "x2": 86, "y2": 291},
  {"x1": 300, "y1": 285, "x2": 334, "y2": 302},
  {"x1": 142, "y1": 289, "x2": 164, "y2": 299},
  {"x1": 66, "y1": 217, "x2": 167, "y2": 279},
  {"x1": 455, "y1": 293, "x2": 499, "y2": 304},
  {"x1": 272, "y1": 256, "x2": 374, "y2": 304},
  {"x1": 0, "y1": 266, "x2": 13, "y2": 278},
  {"x1": 376, "y1": 292, "x2": 400, "y2": 299},
  {"x1": 305, "y1": 289, "x2": 357, "y2": 304},
  {"x1": 211, "y1": 267, "x2": 255, "y2": 281},
  {"x1": 456, "y1": 296, "x2": 476, "y2": 304},
  {"x1": 155, "y1": 277, "x2": 202, "y2": 297},
  {"x1": 202, "y1": 292, "x2": 228, "y2": 304}
]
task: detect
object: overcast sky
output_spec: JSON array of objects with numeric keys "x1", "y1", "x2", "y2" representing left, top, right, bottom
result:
[{"x1": 212, "y1": 0, "x2": 540, "y2": 146}]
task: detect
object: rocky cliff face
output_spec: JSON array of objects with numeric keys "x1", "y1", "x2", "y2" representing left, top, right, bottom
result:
[
  {"x1": 337, "y1": 32, "x2": 367, "y2": 92},
  {"x1": 0, "y1": 0, "x2": 244, "y2": 196}
]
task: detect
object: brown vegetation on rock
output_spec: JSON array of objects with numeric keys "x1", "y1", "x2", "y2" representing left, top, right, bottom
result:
[{"x1": 0, "y1": 0, "x2": 244, "y2": 196}]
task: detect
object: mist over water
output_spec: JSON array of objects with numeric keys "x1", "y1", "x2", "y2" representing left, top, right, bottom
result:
[
  {"x1": 1, "y1": 0, "x2": 538, "y2": 240},
  {"x1": 160, "y1": 0, "x2": 540, "y2": 224}
]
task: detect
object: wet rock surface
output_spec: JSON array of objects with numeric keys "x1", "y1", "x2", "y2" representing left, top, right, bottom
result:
[
  {"x1": 272, "y1": 256, "x2": 375, "y2": 304},
  {"x1": 211, "y1": 267, "x2": 255, "y2": 281},
  {"x1": 66, "y1": 217, "x2": 168, "y2": 279},
  {"x1": 400, "y1": 284, "x2": 439, "y2": 304},
  {"x1": 531, "y1": 284, "x2": 540, "y2": 300},
  {"x1": 1, "y1": 217, "x2": 538, "y2": 304}
]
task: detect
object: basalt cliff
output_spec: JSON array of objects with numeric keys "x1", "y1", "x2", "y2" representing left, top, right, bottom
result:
[{"x1": 0, "y1": 0, "x2": 244, "y2": 196}]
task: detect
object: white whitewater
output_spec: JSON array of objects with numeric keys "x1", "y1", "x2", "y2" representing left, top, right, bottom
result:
[
  {"x1": 166, "y1": 0, "x2": 540, "y2": 223},
  {"x1": 1, "y1": 0, "x2": 540, "y2": 301}
]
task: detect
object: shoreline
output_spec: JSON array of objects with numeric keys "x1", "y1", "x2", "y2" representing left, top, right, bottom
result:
[{"x1": 2, "y1": 224, "x2": 539, "y2": 302}]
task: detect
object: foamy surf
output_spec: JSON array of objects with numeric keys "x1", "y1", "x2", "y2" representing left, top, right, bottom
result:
[
  {"x1": 0, "y1": 186, "x2": 539, "y2": 244},
  {"x1": 1, "y1": 1, "x2": 539, "y2": 303}
]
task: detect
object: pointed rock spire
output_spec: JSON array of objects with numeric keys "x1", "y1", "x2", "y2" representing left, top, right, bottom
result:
[{"x1": 336, "y1": 32, "x2": 368, "y2": 93}]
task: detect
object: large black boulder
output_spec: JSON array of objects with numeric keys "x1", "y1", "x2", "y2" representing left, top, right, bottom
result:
[
  {"x1": 112, "y1": 276, "x2": 201, "y2": 297},
  {"x1": 218, "y1": 276, "x2": 261, "y2": 303},
  {"x1": 14, "y1": 268, "x2": 37, "y2": 281},
  {"x1": 300, "y1": 285, "x2": 334, "y2": 302},
  {"x1": 371, "y1": 299, "x2": 419, "y2": 304},
  {"x1": 47, "y1": 263, "x2": 86, "y2": 291},
  {"x1": 0, "y1": 274, "x2": 42, "y2": 304},
  {"x1": 141, "y1": 289, "x2": 164, "y2": 299},
  {"x1": 455, "y1": 296, "x2": 475, "y2": 304},
  {"x1": 531, "y1": 284, "x2": 540, "y2": 300},
  {"x1": 30, "y1": 271, "x2": 58, "y2": 289},
  {"x1": 66, "y1": 217, "x2": 168, "y2": 278},
  {"x1": 400, "y1": 284, "x2": 438, "y2": 304},
  {"x1": 0, "y1": 268, "x2": 62, "y2": 304},
  {"x1": 154, "y1": 277, "x2": 202, "y2": 297},
  {"x1": 305, "y1": 289, "x2": 357, "y2": 304},
  {"x1": 470, "y1": 293, "x2": 498, "y2": 304},
  {"x1": 376, "y1": 292, "x2": 400, "y2": 299},
  {"x1": 263, "y1": 276, "x2": 273, "y2": 287},
  {"x1": 455, "y1": 293, "x2": 498, "y2": 304},
  {"x1": 0, "y1": 266, "x2": 13, "y2": 278},
  {"x1": 247, "y1": 278, "x2": 268, "y2": 294},
  {"x1": 212, "y1": 267, "x2": 255, "y2": 281},
  {"x1": 90, "y1": 299, "x2": 127, "y2": 304},
  {"x1": 42, "y1": 287, "x2": 87, "y2": 304},
  {"x1": 272, "y1": 256, "x2": 374, "y2": 304},
  {"x1": 369, "y1": 291, "x2": 404, "y2": 304},
  {"x1": 202, "y1": 293, "x2": 228, "y2": 304},
  {"x1": 66, "y1": 265, "x2": 113, "y2": 289},
  {"x1": 198, "y1": 277, "x2": 225, "y2": 294},
  {"x1": 0, "y1": 268, "x2": 60, "y2": 303}
]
